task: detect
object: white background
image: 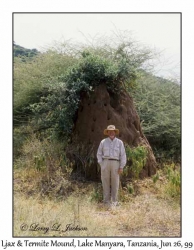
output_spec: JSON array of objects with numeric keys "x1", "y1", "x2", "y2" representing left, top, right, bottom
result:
[{"x1": 0, "y1": 0, "x2": 194, "y2": 248}]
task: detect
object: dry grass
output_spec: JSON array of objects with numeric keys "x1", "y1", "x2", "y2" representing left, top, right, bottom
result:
[
  {"x1": 13, "y1": 134, "x2": 180, "y2": 237},
  {"x1": 14, "y1": 168, "x2": 180, "y2": 237}
]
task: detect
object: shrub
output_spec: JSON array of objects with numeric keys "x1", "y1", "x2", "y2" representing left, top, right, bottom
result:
[
  {"x1": 124, "y1": 144, "x2": 148, "y2": 179},
  {"x1": 131, "y1": 71, "x2": 181, "y2": 161},
  {"x1": 29, "y1": 48, "x2": 149, "y2": 139},
  {"x1": 14, "y1": 49, "x2": 77, "y2": 125}
]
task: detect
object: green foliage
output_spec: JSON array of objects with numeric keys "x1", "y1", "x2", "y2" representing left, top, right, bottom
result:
[
  {"x1": 14, "y1": 49, "x2": 77, "y2": 126},
  {"x1": 14, "y1": 43, "x2": 39, "y2": 59},
  {"x1": 62, "y1": 52, "x2": 120, "y2": 90},
  {"x1": 119, "y1": 181, "x2": 134, "y2": 202},
  {"x1": 124, "y1": 144, "x2": 148, "y2": 179},
  {"x1": 13, "y1": 127, "x2": 28, "y2": 159},
  {"x1": 33, "y1": 154, "x2": 46, "y2": 171},
  {"x1": 152, "y1": 172, "x2": 160, "y2": 184},
  {"x1": 29, "y1": 83, "x2": 69, "y2": 135},
  {"x1": 126, "y1": 183, "x2": 134, "y2": 194},
  {"x1": 14, "y1": 33, "x2": 152, "y2": 133},
  {"x1": 65, "y1": 142, "x2": 96, "y2": 179},
  {"x1": 152, "y1": 164, "x2": 180, "y2": 199},
  {"x1": 28, "y1": 49, "x2": 145, "y2": 138},
  {"x1": 90, "y1": 184, "x2": 103, "y2": 203},
  {"x1": 14, "y1": 35, "x2": 180, "y2": 161},
  {"x1": 164, "y1": 163, "x2": 181, "y2": 197},
  {"x1": 131, "y1": 71, "x2": 181, "y2": 160}
]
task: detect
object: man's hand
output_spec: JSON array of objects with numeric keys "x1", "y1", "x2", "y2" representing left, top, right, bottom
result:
[{"x1": 118, "y1": 168, "x2": 123, "y2": 175}]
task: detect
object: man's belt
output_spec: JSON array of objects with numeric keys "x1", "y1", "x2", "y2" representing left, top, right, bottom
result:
[{"x1": 108, "y1": 158, "x2": 119, "y2": 161}]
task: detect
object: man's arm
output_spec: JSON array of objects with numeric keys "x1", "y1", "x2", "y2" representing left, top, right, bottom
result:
[
  {"x1": 118, "y1": 141, "x2": 127, "y2": 174},
  {"x1": 97, "y1": 141, "x2": 103, "y2": 166}
]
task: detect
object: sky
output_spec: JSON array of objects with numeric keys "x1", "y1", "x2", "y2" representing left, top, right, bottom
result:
[{"x1": 13, "y1": 13, "x2": 180, "y2": 81}]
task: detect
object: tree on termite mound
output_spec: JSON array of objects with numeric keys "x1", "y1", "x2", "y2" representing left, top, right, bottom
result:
[
  {"x1": 63, "y1": 51, "x2": 157, "y2": 180},
  {"x1": 67, "y1": 83, "x2": 156, "y2": 180},
  {"x1": 27, "y1": 35, "x2": 157, "y2": 180}
]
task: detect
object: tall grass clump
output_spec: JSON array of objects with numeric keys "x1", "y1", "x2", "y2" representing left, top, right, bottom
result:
[
  {"x1": 151, "y1": 163, "x2": 180, "y2": 200},
  {"x1": 13, "y1": 131, "x2": 71, "y2": 197},
  {"x1": 163, "y1": 163, "x2": 181, "y2": 198}
]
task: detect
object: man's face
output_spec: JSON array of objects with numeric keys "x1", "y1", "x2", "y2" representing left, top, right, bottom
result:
[{"x1": 107, "y1": 130, "x2": 116, "y2": 140}]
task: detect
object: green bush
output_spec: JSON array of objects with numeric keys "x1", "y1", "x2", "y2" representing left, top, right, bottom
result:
[
  {"x1": 14, "y1": 49, "x2": 77, "y2": 125},
  {"x1": 124, "y1": 144, "x2": 148, "y2": 179},
  {"x1": 28, "y1": 48, "x2": 149, "y2": 138},
  {"x1": 131, "y1": 71, "x2": 180, "y2": 160}
]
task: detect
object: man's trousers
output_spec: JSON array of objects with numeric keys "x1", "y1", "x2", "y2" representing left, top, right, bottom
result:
[{"x1": 101, "y1": 159, "x2": 120, "y2": 205}]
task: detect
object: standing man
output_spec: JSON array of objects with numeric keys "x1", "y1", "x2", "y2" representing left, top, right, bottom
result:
[{"x1": 97, "y1": 125, "x2": 126, "y2": 206}]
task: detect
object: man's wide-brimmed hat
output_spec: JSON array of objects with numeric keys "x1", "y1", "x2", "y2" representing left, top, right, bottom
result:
[{"x1": 104, "y1": 125, "x2": 119, "y2": 135}]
